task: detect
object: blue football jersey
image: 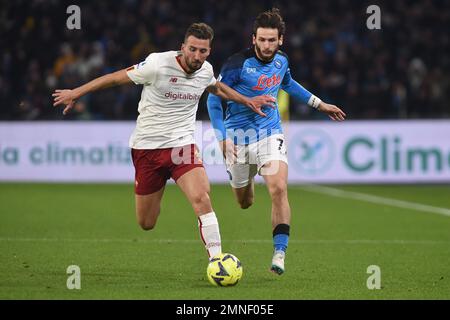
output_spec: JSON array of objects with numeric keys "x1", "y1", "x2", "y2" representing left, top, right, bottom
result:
[{"x1": 208, "y1": 47, "x2": 313, "y2": 144}]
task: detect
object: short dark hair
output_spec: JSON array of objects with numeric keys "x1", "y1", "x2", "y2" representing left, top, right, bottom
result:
[
  {"x1": 184, "y1": 23, "x2": 214, "y2": 44},
  {"x1": 253, "y1": 8, "x2": 285, "y2": 37}
]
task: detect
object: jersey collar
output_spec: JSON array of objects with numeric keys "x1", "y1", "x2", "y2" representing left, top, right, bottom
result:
[
  {"x1": 251, "y1": 46, "x2": 275, "y2": 64},
  {"x1": 176, "y1": 52, "x2": 195, "y2": 75}
]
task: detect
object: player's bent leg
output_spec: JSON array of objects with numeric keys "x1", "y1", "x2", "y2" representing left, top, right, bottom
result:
[
  {"x1": 228, "y1": 162, "x2": 257, "y2": 209},
  {"x1": 135, "y1": 186, "x2": 165, "y2": 230},
  {"x1": 175, "y1": 166, "x2": 222, "y2": 259},
  {"x1": 131, "y1": 148, "x2": 169, "y2": 231},
  {"x1": 262, "y1": 160, "x2": 291, "y2": 275},
  {"x1": 232, "y1": 180, "x2": 254, "y2": 209},
  {"x1": 176, "y1": 167, "x2": 213, "y2": 215},
  {"x1": 262, "y1": 160, "x2": 291, "y2": 227}
]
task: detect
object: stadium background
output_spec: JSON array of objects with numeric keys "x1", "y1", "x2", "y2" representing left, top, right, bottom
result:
[
  {"x1": 1, "y1": 0, "x2": 448, "y2": 121},
  {"x1": 1, "y1": 0, "x2": 449, "y2": 300}
]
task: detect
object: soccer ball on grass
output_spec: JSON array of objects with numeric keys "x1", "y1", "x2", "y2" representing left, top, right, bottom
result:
[{"x1": 206, "y1": 253, "x2": 243, "y2": 287}]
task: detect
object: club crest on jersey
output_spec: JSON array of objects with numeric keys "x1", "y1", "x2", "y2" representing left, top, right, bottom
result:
[
  {"x1": 252, "y1": 74, "x2": 281, "y2": 91},
  {"x1": 274, "y1": 59, "x2": 282, "y2": 69}
]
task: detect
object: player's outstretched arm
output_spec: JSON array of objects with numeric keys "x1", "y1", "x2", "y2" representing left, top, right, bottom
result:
[
  {"x1": 281, "y1": 70, "x2": 346, "y2": 121},
  {"x1": 52, "y1": 69, "x2": 132, "y2": 115},
  {"x1": 318, "y1": 102, "x2": 346, "y2": 121},
  {"x1": 206, "y1": 81, "x2": 275, "y2": 117}
]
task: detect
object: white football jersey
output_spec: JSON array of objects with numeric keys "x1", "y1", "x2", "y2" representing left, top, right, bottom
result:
[{"x1": 126, "y1": 50, "x2": 216, "y2": 149}]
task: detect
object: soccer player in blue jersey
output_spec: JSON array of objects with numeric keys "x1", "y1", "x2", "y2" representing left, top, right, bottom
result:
[{"x1": 207, "y1": 8, "x2": 346, "y2": 275}]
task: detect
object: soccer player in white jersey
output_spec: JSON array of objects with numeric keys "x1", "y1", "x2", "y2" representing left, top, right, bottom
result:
[{"x1": 52, "y1": 23, "x2": 275, "y2": 260}]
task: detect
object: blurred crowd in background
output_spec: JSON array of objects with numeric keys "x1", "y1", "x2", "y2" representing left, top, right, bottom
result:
[{"x1": 1, "y1": 0, "x2": 448, "y2": 121}]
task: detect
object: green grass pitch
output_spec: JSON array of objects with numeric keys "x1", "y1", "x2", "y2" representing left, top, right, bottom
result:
[{"x1": 1, "y1": 183, "x2": 449, "y2": 299}]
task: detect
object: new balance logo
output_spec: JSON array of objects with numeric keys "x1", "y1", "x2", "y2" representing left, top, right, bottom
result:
[
  {"x1": 205, "y1": 242, "x2": 221, "y2": 248},
  {"x1": 169, "y1": 77, "x2": 178, "y2": 83}
]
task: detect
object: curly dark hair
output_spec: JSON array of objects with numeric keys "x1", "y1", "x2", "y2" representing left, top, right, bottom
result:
[{"x1": 253, "y1": 8, "x2": 286, "y2": 37}]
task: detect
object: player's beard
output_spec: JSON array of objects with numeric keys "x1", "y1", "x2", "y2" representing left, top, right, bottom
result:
[
  {"x1": 186, "y1": 58, "x2": 203, "y2": 72},
  {"x1": 254, "y1": 44, "x2": 278, "y2": 62}
]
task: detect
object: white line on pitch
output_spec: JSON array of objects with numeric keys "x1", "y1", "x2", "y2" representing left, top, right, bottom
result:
[
  {"x1": 296, "y1": 184, "x2": 450, "y2": 217},
  {"x1": 0, "y1": 237, "x2": 448, "y2": 245}
]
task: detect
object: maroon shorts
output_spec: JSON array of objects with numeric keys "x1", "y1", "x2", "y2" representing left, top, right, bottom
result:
[{"x1": 131, "y1": 144, "x2": 204, "y2": 195}]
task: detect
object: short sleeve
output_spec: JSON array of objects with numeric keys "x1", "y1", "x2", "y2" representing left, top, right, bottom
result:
[
  {"x1": 207, "y1": 74, "x2": 217, "y2": 87},
  {"x1": 126, "y1": 53, "x2": 158, "y2": 85}
]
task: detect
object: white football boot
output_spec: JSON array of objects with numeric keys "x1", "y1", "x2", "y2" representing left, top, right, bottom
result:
[{"x1": 270, "y1": 250, "x2": 285, "y2": 275}]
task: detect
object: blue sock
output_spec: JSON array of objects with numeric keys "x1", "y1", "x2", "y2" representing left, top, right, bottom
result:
[
  {"x1": 273, "y1": 224, "x2": 290, "y2": 253},
  {"x1": 273, "y1": 234, "x2": 289, "y2": 252}
]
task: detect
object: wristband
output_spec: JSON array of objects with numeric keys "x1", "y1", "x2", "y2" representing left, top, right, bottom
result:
[{"x1": 308, "y1": 95, "x2": 322, "y2": 109}]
